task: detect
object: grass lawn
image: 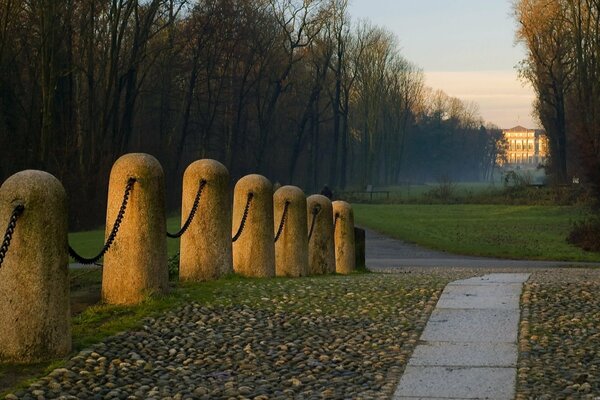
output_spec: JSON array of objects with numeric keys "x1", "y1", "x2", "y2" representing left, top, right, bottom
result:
[
  {"x1": 353, "y1": 204, "x2": 600, "y2": 262},
  {"x1": 68, "y1": 215, "x2": 182, "y2": 259}
]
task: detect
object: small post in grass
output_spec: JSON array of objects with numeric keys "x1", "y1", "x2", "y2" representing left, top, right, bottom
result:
[
  {"x1": 332, "y1": 200, "x2": 355, "y2": 274},
  {"x1": 274, "y1": 185, "x2": 308, "y2": 277},
  {"x1": 354, "y1": 227, "x2": 366, "y2": 270},
  {"x1": 0, "y1": 170, "x2": 71, "y2": 362},
  {"x1": 232, "y1": 174, "x2": 275, "y2": 277},
  {"x1": 306, "y1": 194, "x2": 335, "y2": 275},
  {"x1": 179, "y1": 159, "x2": 233, "y2": 281},
  {"x1": 102, "y1": 153, "x2": 169, "y2": 305}
]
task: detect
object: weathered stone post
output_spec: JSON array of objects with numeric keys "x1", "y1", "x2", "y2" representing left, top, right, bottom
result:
[
  {"x1": 0, "y1": 170, "x2": 71, "y2": 362},
  {"x1": 179, "y1": 159, "x2": 232, "y2": 281},
  {"x1": 306, "y1": 195, "x2": 335, "y2": 275},
  {"x1": 102, "y1": 153, "x2": 169, "y2": 305},
  {"x1": 274, "y1": 186, "x2": 308, "y2": 277},
  {"x1": 232, "y1": 174, "x2": 275, "y2": 277},
  {"x1": 332, "y1": 201, "x2": 355, "y2": 274}
]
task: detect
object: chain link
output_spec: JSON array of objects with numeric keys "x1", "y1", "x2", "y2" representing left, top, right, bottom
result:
[
  {"x1": 333, "y1": 212, "x2": 340, "y2": 230},
  {"x1": 69, "y1": 177, "x2": 136, "y2": 265},
  {"x1": 274, "y1": 200, "x2": 291, "y2": 243},
  {"x1": 232, "y1": 192, "x2": 253, "y2": 242},
  {"x1": 307, "y1": 204, "x2": 321, "y2": 241},
  {"x1": 167, "y1": 179, "x2": 207, "y2": 238},
  {"x1": 0, "y1": 204, "x2": 25, "y2": 268}
]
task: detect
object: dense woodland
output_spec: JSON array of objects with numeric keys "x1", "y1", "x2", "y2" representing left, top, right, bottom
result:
[
  {"x1": 0, "y1": 0, "x2": 503, "y2": 228},
  {"x1": 515, "y1": 0, "x2": 600, "y2": 196}
]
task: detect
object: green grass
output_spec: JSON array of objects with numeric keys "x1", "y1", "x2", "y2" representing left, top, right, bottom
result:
[
  {"x1": 354, "y1": 204, "x2": 600, "y2": 262},
  {"x1": 68, "y1": 216, "x2": 182, "y2": 259},
  {"x1": 341, "y1": 182, "x2": 498, "y2": 202}
]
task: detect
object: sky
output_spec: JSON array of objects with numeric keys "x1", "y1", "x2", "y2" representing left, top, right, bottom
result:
[{"x1": 348, "y1": 0, "x2": 538, "y2": 129}]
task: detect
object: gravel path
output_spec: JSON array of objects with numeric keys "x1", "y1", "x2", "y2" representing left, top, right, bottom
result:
[
  {"x1": 517, "y1": 269, "x2": 600, "y2": 399},
  {"x1": 5, "y1": 274, "x2": 470, "y2": 400}
]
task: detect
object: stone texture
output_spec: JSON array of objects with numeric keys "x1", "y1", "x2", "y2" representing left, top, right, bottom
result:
[
  {"x1": 306, "y1": 195, "x2": 335, "y2": 275},
  {"x1": 332, "y1": 201, "x2": 355, "y2": 274},
  {"x1": 421, "y1": 308, "x2": 520, "y2": 343},
  {"x1": 274, "y1": 186, "x2": 308, "y2": 277},
  {"x1": 394, "y1": 365, "x2": 515, "y2": 400},
  {"x1": 409, "y1": 342, "x2": 518, "y2": 367},
  {"x1": 10, "y1": 273, "x2": 449, "y2": 400},
  {"x1": 0, "y1": 170, "x2": 71, "y2": 362},
  {"x1": 179, "y1": 159, "x2": 232, "y2": 282},
  {"x1": 232, "y1": 174, "x2": 275, "y2": 277},
  {"x1": 102, "y1": 153, "x2": 169, "y2": 305},
  {"x1": 393, "y1": 273, "x2": 528, "y2": 400}
]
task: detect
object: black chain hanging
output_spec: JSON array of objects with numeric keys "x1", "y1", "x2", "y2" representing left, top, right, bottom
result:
[
  {"x1": 232, "y1": 192, "x2": 253, "y2": 242},
  {"x1": 274, "y1": 200, "x2": 291, "y2": 243},
  {"x1": 0, "y1": 204, "x2": 25, "y2": 269},
  {"x1": 68, "y1": 177, "x2": 136, "y2": 265},
  {"x1": 307, "y1": 204, "x2": 321, "y2": 241},
  {"x1": 167, "y1": 179, "x2": 207, "y2": 238}
]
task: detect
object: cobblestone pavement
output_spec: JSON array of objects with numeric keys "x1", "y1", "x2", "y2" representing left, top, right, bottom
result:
[
  {"x1": 6, "y1": 274, "x2": 468, "y2": 400},
  {"x1": 7, "y1": 231, "x2": 600, "y2": 400}
]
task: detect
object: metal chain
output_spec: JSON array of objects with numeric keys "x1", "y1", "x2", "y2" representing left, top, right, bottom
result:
[
  {"x1": 333, "y1": 212, "x2": 340, "y2": 230},
  {"x1": 232, "y1": 192, "x2": 253, "y2": 242},
  {"x1": 167, "y1": 179, "x2": 207, "y2": 238},
  {"x1": 307, "y1": 204, "x2": 321, "y2": 241},
  {"x1": 0, "y1": 204, "x2": 25, "y2": 269},
  {"x1": 274, "y1": 200, "x2": 291, "y2": 243},
  {"x1": 68, "y1": 177, "x2": 136, "y2": 265}
]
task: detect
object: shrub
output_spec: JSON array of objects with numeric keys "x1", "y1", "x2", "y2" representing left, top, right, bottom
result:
[{"x1": 567, "y1": 217, "x2": 600, "y2": 252}]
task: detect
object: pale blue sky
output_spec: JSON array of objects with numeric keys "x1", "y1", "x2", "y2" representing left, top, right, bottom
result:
[{"x1": 348, "y1": 0, "x2": 537, "y2": 128}]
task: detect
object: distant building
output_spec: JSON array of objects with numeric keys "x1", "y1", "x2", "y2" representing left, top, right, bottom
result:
[{"x1": 500, "y1": 125, "x2": 548, "y2": 168}]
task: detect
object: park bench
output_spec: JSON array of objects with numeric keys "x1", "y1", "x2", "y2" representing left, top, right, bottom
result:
[{"x1": 342, "y1": 184, "x2": 390, "y2": 201}]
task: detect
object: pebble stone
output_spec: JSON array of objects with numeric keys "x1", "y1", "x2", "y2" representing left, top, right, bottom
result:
[
  {"x1": 9, "y1": 267, "x2": 599, "y2": 399},
  {"x1": 516, "y1": 268, "x2": 600, "y2": 399},
  {"x1": 7, "y1": 274, "x2": 452, "y2": 400}
]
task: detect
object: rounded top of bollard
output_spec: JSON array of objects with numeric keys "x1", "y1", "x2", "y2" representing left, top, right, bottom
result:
[
  {"x1": 235, "y1": 174, "x2": 272, "y2": 194},
  {"x1": 0, "y1": 170, "x2": 66, "y2": 207},
  {"x1": 184, "y1": 159, "x2": 229, "y2": 179},
  {"x1": 307, "y1": 194, "x2": 332, "y2": 207},
  {"x1": 332, "y1": 200, "x2": 353, "y2": 215},
  {"x1": 274, "y1": 185, "x2": 305, "y2": 202},
  {"x1": 331, "y1": 200, "x2": 352, "y2": 210},
  {"x1": 112, "y1": 153, "x2": 163, "y2": 179}
]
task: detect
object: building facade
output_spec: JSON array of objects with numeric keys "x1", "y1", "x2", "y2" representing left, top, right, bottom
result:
[{"x1": 501, "y1": 125, "x2": 548, "y2": 167}]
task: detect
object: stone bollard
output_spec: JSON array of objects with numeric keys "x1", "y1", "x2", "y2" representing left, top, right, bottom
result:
[
  {"x1": 232, "y1": 174, "x2": 275, "y2": 277},
  {"x1": 332, "y1": 201, "x2": 355, "y2": 274},
  {"x1": 274, "y1": 186, "x2": 308, "y2": 277},
  {"x1": 354, "y1": 227, "x2": 366, "y2": 270},
  {"x1": 102, "y1": 153, "x2": 169, "y2": 305},
  {"x1": 306, "y1": 195, "x2": 336, "y2": 275},
  {"x1": 179, "y1": 160, "x2": 232, "y2": 281},
  {"x1": 0, "y1": 170, "x2": 71, "y2": 362}
]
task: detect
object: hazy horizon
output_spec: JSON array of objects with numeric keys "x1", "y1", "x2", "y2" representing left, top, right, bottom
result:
[{"x1": 349, "y1": 0, "x2": 538, "y2": 129}]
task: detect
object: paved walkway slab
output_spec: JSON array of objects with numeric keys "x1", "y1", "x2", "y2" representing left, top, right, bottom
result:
[{"x1": 393, "y1": 273, "x2": 530, "y2": 400}]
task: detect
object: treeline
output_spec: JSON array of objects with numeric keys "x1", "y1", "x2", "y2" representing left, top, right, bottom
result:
[
  {"x1": 515, "y1": 0, "x2": 600, "y2": 195},
  {"x1": 0, "y1": 0, "x2": 502, "y2": 228}
]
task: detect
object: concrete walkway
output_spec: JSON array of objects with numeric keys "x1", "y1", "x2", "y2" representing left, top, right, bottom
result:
[
  {"x1": 393, "y1": 273, "x2": 530, "y2": 400},
  {"x1": 364, "y1": 228, "x2": 600, "y2": 269}
]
